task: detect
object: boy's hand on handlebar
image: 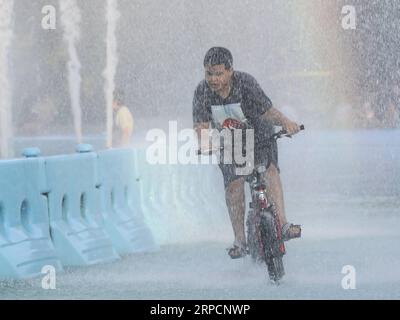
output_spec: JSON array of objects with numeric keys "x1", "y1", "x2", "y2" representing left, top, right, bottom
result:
[
  {"x1": 198, "y1": 140, "x2": 213, "y2": 154},
  {"x1": 282, "y1": 119, "x2": 301, "y2": 136},
  {"x1": 197, "y1": 147, "x2": 218, "y2": 155}
]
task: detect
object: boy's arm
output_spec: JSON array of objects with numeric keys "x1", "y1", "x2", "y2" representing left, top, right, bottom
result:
[
  {"x1": 263, "y1": 106, "x2": 301, "y2": 135},
  {"x1": 194, "y1": 122, "x2": 211, "y2": 150}
]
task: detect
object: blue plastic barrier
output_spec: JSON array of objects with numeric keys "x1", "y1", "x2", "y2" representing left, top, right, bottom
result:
[
  {"x1": 97, "y1": 148, "x2": 157, "y2": 254},
  {"x1": 1, "y1": 142, "x2": 229, "y2": 277},
  {"x1": 132, "y1": 148, "x2": 229, "y2": 244},
  {"x1": 44, "y1": 145, "x2": 119, "y2": 266},
  {"x1": 0, "y1": 149, "x2": 62, "y2": 279},
  {"x1": 133, "y1": 149, "x2": 180, "y2": 244}
]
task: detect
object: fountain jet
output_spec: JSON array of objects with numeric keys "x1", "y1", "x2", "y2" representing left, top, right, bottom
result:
[
  {"x1": 60, "y1": 0, "x2": 82, "y2": 143},
  {"x1": 103, "y1": 0, "x2": 120, "y2": 148},
  {"x1": 0, "y1": 0, "x2": 14, "y2": 158}
]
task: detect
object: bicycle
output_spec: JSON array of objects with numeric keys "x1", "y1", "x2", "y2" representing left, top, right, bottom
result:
[{"x1": 198, "y1": 122, "x2": 304, "y2": 283}]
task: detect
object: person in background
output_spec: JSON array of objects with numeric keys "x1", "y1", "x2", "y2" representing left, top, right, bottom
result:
[
  {"x1": 113, "y1": 89, "x2": 134, "y2": 147},
  {"x1": 384, "y1": 101, "x2": 400, "y2": 128}
]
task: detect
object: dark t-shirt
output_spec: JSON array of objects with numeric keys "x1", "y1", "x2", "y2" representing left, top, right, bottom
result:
[{"x1": 192, "y1": 71, "x2": 275, "y2": 149}]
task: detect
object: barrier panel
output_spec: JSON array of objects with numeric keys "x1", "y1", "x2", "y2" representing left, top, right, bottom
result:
[
  {"x1": 133, "y1": 148, "x2": 230, "y2": 245},
  {"x1": 133, "y1": 149, "x2": 179, "y2": 244},
  {"x1": 97, "y1": 148, "x2": 157, "y2": 254},
  {"x1": 0, "y1": 148, "x2": 62, "y2": 279},
  {"x1": 44, "y1": 145, "x2": 120, "y2": 266}
]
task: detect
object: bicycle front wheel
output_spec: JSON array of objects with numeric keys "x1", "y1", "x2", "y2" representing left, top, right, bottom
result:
[{"x1": 259, "y1": 209, "x2": 285, "y2": 283}]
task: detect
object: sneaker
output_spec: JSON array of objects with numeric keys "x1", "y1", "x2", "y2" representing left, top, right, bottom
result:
[
  {"x1": 282, "y1": 223, "x2": 301, "y2": 241},
  {"x1": 227, "y1": 245, "x2": 248, "y2": 259}
]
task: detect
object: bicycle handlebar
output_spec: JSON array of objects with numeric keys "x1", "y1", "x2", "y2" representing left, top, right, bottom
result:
[
  {"x1": 196, "y1": 148, "x2": 217, "y2": 155},
  {"x1": 197, "y1": 124, "x2": 305, "y2": 155},
  {"x1": 272, "y1": 124, "x2": 305, "y2": 139}
]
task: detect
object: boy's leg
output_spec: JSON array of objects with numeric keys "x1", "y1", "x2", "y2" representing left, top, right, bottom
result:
[{"x1": 225, "y1": 177, "x2": 246, "y2": 248}]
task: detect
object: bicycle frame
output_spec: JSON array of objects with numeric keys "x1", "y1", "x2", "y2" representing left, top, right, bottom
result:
[{"x1": 247, "y1": 165, "x2": 286, "y2": 259}]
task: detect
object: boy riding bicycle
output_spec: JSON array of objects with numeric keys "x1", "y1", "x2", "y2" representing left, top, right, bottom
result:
[{"x1": 193, "y1": 47, "x2": 301, "y2": 259}]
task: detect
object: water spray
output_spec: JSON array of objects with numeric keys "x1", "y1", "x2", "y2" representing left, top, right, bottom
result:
[
  {"x1": 103, "y1": 0, "x2": 120, "y2": 148},
  {"x1": 0, "y1": 0, "x2": 14, "y2": 158},
  {"x1": 59, "y1": 0, "x2": 82, "y2": 143}
]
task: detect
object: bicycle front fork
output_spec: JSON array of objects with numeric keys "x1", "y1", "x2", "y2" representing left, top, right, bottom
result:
[{"x1": 250, "y1": 188, "x2": 286, "y2": 255}]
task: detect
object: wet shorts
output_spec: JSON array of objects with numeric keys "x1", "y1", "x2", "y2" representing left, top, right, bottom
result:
[{"x1": 218, "y1": 139, "x2": 279, "y2": 189}]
